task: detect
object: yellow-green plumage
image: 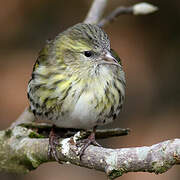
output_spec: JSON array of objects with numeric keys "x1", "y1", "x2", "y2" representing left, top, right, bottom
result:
[{"x1": 28, "y1": 23, "x2": 125, "y2": 129}]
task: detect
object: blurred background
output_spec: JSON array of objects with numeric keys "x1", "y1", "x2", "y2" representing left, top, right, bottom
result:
[{"x1": 0, "y1": 0, "x2": 179, "y2": 179}]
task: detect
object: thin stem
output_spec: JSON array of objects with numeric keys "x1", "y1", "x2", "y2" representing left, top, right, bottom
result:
[
  {"x1": 84, "y1": 0, "x2": 108, "y2": 24},
  {"x1": 98, "y1": 6, "x2": 133, "y2": 27},
  {"x1": 19, "y1": 122, "x2": 130, "y2": 139}
]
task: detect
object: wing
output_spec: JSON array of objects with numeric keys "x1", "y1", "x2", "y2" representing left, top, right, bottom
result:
[{"x1": 32, "y1": 39, "x2": 53, "y2": 72}]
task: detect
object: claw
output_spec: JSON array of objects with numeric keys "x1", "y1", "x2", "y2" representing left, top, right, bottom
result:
[
  {"x1": 77, "y1": 126, "x2": 101, "y2": 159},
  {"x1": 48, "y1": 126, "x2": 62, "y2": 163}
]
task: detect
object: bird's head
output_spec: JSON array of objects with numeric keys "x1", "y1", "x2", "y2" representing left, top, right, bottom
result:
[{"x1": 53, "y1": 23, "x2": 122, "y2": 75}]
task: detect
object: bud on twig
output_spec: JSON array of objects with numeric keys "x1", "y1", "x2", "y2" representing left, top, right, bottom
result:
[{"x1": 133, "y1": 2, "x2": 158, "y2": 15}]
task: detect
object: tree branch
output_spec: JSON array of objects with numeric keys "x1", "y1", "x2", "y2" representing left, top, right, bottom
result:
[
  {"x1": 19, "y1": 122, "x2": 130, "y2": 139},
  {"x1": 0, "y1": 126, "x2": 179, "y2": 179},
  {"x1": 84, "y1": 0, "x2": 108, "y2": 24},
  {"x1": 10, "y1": 107, "x2": 35, "y2": 128}
]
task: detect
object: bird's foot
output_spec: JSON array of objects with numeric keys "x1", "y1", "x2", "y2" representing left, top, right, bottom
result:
[
  {"x1": 48, "y1": 126, "x2": 62, "y2": 163},
  {"x1": 76, "y1": 131, "x2": 101, "y2": 159}
]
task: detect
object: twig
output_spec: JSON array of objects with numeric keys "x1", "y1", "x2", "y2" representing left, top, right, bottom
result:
[
  {"x1": 98, "y1": 3, "x2": 158, "y2": 27},
  {"x1": 90, "y1": 128, "x2": 130, "y2": 139},
  {"x1": 98, "y1": 6, "x2": 133, "y2": 27},
  {"x1": 84, "y1": 0, "x2": 108, "y2": 24},
  {"x1": 10, "y1": 107, "x2": 35, "y2": 128},
  {"x1": 19, "y1": 122, "x2": 130, "y2": 139}
]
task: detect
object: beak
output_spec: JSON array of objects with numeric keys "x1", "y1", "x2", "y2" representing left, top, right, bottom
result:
[{"x1": 101, "y1": 51, "x2": 120, "y2": 67}]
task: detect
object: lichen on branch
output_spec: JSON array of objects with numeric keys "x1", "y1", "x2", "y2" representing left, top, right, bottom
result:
[{"x1": 0, "y1": 126, "x2": 179, "y2": 180}]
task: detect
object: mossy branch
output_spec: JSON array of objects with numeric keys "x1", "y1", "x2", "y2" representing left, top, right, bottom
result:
[
  {"x1": 0, "y1": 126, "x2": 179, "y2": 179},
  {"x1": 19, "y1": 122, "x2": 130, "y2": 139}
]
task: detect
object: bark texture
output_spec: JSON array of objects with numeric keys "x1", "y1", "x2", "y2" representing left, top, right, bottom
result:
[{"x1": 0, "y1": 126, "x2": 179, "y2": 179}]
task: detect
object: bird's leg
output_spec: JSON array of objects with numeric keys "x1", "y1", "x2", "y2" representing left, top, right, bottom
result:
[
  {"x1": 77, "y1": 126, "x2": 101, "y2": 158},
  {"x1": 48, "y1": 125, "x2": 62, "y2": 163}
]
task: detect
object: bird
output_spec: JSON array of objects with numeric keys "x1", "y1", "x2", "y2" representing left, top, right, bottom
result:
[{"x1": 27, "y1": 23, "x2": 126, "y2": 161}]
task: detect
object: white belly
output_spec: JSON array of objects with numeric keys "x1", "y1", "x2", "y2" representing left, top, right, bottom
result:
[{"x1": 54, "y1": 92, "x2": 98, "y2": 129}]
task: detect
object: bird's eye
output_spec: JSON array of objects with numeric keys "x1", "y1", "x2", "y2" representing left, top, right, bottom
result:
[{"x1": 84, "y1": 51, "x2": 92, "y2": 57}]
